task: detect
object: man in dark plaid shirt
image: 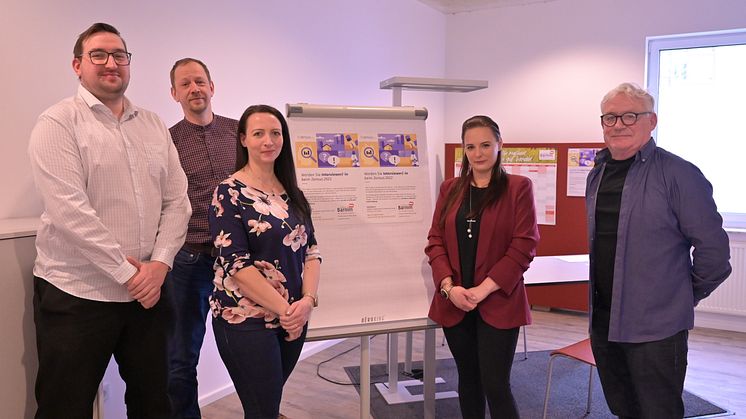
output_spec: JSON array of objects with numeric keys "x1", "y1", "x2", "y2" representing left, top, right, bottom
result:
[{"x1": 166, "y1": 57, "x2": 238, "y2": 418}]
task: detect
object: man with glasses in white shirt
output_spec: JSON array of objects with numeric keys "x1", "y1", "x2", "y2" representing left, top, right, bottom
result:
[{"x1": 28, "y1": 22, "x2": 191, "y2": 418}]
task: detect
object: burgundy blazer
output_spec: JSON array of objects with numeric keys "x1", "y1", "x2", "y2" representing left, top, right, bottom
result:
[{"x1": 425, "y1": 174, "x2": 539, "y2": 329}]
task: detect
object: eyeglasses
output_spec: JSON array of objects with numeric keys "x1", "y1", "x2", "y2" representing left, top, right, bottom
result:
[
  {"x1": 80, "y1": 50, "x2": 132, "y2": 66},
  {"x1": 600, "y1": 111, "x2": 652, "y2": 127}
]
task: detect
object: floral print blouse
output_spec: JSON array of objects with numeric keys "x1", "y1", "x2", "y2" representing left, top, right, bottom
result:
[{"x1": 208, "y1": 177, "x2": 321, "y2": 329}]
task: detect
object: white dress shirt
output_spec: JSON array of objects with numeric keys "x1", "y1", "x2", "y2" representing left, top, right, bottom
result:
[{"x1": 28, "y1": 85, "x2": 191, "y2": 302}]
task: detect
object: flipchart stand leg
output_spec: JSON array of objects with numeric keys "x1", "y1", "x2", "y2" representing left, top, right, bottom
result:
[
  {"x1": 360, "y1": 336, "x2": 371, "y2": 419},
  {"x1": 404, "y1": 331, "x2": 413, "y2": 372},
  {"x1": 387, "y1": 333, "x2": 399, "y2": 394},
  {"x1": 423, "y1": 328, "x2": 436, "y2": 419}
]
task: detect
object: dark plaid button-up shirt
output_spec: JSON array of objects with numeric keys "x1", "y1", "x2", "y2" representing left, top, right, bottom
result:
[{"x1": 170, "y1": 114, "x2": 238, "y2": 246}]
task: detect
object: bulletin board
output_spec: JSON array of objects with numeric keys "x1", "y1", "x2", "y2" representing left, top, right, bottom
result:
[{"x1": 444, "y1": 142, "x2": 604, "y2": 256}]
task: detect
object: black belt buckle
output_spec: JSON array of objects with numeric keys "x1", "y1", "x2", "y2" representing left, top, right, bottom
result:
[{"x1": 184, "y1": 243, "x2": 218, "y2": 258}]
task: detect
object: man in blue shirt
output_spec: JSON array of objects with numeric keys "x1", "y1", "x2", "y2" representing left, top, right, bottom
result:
[{"x1": 586, "y1": 83, "x2": 731, "y2": 418}]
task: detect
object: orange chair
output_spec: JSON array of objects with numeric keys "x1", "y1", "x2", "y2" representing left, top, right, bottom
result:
[{"x1": 542, "y1": 338, "x2": 596, "y2": 419}]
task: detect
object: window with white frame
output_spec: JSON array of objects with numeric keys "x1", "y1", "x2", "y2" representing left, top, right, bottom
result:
[{"x1": 647, "y1": 28, "x2": 746, "y2": 229}]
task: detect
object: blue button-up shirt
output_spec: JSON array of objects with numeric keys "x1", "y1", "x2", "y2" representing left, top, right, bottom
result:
[{"x1": 586, "y1": 138, "x2": 731, "y2": 343}]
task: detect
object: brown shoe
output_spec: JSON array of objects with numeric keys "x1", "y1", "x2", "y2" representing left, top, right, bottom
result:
[{"x1": 278, "y1": 414, "x2": 289, "y2": 419}]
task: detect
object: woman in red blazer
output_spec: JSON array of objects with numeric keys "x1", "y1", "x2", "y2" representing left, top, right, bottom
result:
[{"x1": 426, "y1": 115, "x2": 539, "y2": 418}]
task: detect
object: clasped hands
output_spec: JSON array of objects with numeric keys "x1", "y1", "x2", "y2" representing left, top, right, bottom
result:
[
  {"x1": 126, "y1": 257, "x2": 168, "y2": 309},
  {"x1": 448, "y1": 285, "x2": 491, "y2": 311},
  {"x1": 280, "y1": 297, "x2": 314, "y2": 341}
]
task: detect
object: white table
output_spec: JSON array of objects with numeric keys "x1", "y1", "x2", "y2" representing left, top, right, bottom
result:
[{"x1": 524, "y1": 255, "x2": 590, "y2": 311}]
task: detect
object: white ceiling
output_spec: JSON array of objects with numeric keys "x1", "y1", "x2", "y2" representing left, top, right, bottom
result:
[{"x1": 417, "y1": 0, "x2": 558, "y2": 14}]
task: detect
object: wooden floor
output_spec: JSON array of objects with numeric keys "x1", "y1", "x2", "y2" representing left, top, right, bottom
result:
[{"x1": 201, "y1": 309, "x2": 746, "y2": 418}]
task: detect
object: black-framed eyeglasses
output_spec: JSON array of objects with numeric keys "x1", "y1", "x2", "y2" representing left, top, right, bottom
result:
[
  {"x1": 600, "y1": 112, "x2": 652, "y2": 127},
  {"x1": 79, "y1": 50, "x2": 132, "y2": 66}
]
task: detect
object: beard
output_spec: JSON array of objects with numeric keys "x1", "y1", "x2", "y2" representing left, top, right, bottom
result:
[{"x1": 187, "y1": 96, "x2": 210, "y2": 114}]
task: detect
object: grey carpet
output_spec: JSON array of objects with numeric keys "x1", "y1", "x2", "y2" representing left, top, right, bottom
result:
[{"x1": 343, "y1": 350, "x2": 731, "y2": 419}]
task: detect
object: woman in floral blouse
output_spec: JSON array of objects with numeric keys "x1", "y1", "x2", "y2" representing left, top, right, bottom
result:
[{"x1": 208, "y1": 104, "x2": 321, "y2": 418}]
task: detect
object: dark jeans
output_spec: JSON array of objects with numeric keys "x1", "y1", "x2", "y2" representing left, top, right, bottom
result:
[
  {"x1": 590, "y1": 326, "x2": 688, "y2": 419},
  {"x1": 443, "y1": 310, "x2": 520, "y2": 419},
  {"x1": 165, "y1": 247, "x2": 215, "y2": 419},
  {"x1": 212, "y1": 318, "x2": 306, "y2": 419},
  {"x1": 33, "y1": 276, "x2": 171, "y2": 419}
]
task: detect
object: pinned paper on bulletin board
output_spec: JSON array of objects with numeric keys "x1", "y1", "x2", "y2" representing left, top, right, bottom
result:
[
  {"x1": 567, "y1": 148, "x2": 601, "y2": 197},
  {"x1": 502, "y1": 147, "x2": 558, "y2": 226},
  {"x1": 454, "y1": 147, "x2": 463, "y2": 177}
]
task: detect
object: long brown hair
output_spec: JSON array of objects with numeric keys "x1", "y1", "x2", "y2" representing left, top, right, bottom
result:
[
  {"x1": 235, "y1": 105, "x2": 312, "y2": 223},
  {"x1": 438, "y1": 115, "x2": 507, "y2": 228}
]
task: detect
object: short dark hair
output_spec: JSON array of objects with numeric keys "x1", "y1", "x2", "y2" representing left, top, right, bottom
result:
[
  {"x1": 235, "y1": 105, "x2": 312, "y2": 223},
  {"x1": 73, "y1": 23, "x2": 127, "y2": 57},
  {"x1": 170, "y1": 58, "x2": 212, "y2": 88}
]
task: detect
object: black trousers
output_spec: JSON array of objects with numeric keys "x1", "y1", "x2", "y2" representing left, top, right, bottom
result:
[
  {"x1": 443, "y1": 310, "x2": 520, "y2": 419},
  {"x1": 590, "y1": 325, "x2": 688, "y2": 419},
  {"x1": 33, "y1": 276, "x2": 172, "y2": 419}
]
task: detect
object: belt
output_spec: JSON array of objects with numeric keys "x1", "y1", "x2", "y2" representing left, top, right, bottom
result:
[{"x1": 183, "y1": 243, "x2": 218, "y2": 257}]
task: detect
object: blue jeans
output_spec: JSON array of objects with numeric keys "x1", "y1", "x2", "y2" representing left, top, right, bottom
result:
[
  {"x1": 212, "y1": 318, "x2": 306, "y2": 419},
  {"x1": 166, "y1": 247, "x2": 215, "y2": 419}
]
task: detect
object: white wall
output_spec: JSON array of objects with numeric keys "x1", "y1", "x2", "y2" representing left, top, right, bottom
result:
[
  {"x1": 443, "y1": 0, "x2": 746, "y2": 144},
  {"x1": 2, "y1": 1, "x2": 446, "y2": 417},
  {"x1": 1, "y1": 0, "x2": 446, "y2": 219}
]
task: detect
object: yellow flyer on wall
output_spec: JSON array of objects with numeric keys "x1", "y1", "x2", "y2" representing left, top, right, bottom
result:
[{"x1": 502, "y1": 147, "x2": 558, "y2": 225}]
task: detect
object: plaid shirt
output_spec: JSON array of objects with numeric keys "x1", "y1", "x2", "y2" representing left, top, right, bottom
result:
[{"x1": 170, "y1": 114, "x2": 238, "y2": 246}]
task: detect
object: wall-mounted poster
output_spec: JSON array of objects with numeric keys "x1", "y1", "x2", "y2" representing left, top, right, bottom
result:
[
  {"x1": 502, "y1": 147, "x2": 558, "y2": 226},
  {"x1": 567, "y1": 148, "x2": 601, "y2": 197}
]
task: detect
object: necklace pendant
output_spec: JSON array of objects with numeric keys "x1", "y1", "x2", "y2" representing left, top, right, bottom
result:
[{"x1": 466, "y1": 217, "x2": 477, "y2": 239}]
